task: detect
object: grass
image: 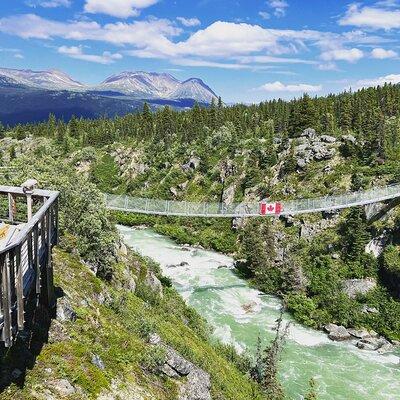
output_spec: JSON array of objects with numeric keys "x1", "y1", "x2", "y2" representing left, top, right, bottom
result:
[{"x1": 1, "y1": 247, "x2": 264, "y2": 399}]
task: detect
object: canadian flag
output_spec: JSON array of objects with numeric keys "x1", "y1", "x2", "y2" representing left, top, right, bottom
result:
[{"x1": 259, "y1": 202, "x2": 283, "y2": 216}]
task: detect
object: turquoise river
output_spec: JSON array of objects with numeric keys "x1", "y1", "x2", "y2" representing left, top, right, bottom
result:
[{"x1": 118, "y1": 226, "x2": 400, "y2": 400}]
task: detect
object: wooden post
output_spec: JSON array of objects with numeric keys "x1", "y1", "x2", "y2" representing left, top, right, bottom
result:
[
  {"x1": 34, "y1": 225, "x2": 40, "y2": 296},
  {"x1": 26, "y1": 193, "x2": 33, "y2": 221},
  {"x1": 15, "y1": 245, "x2": 24, "y2": 330},
  {"x1": 1, "y1": 254, "x2": 12, "y2": 347},
  {"x1": 54, "y1": 198, "x2": 59, "y2": 245},
  {"x1": 8, "y1": 193, "x2": 16, "y2": 222},
  {"x1": 46, "y1": 208, "x2": 55, "y2": 311}
]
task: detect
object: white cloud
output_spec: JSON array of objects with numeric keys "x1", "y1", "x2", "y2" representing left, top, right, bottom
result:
[
  {"x1": 321, "y1": 48, "x2": 364, "y2": 63},
  {"x1": 259, "y1": 11, "x2": 270, "y2": 20},
  {"x1": 339, "y1": 3, "x2": 400, "y2": 30},
  {"x1": 318, "y1": 62, "x2": 338, "y2": 71},
  {"x1": 58, "y1": 45, "x2": 122, "y2": 64},
  {"x1": 235, "y1": 55, "x2": 316, "y2": 64},
  {"x1": 371, "y1": 47, "x2": 398, "y2": 58},
  {"x1": 26, "y1": 0, "x2": 71, "y2": 7},
  {"x1": 84, "y1": 0, "x2": 159, "y2": 18},
  {"x1": 258, "y1": 81, "x2": 322, "y2": 92},
  {"x1": 176, "y1": 17, "x2": 201, "y2": 27},
  {"x1": 355, "y1": 73, "x2": 400, "y2": 89},
  {"x1": 0, "y1": 15, "x2": 388, "y2": 71},
  {"x1": 267, "y1": 0, "x2": 289, "y2": 17},
  {"x1": 14, "y1": 53, "x2": 24, "y2": 59},
  {"x1": 0, "y1": 14, "x2": 180, "y2": 44}
]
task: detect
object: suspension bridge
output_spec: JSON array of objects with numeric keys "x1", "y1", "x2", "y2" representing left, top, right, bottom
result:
[{"x1": 104, "y1": 183, "x2": 400, "y2": 218}]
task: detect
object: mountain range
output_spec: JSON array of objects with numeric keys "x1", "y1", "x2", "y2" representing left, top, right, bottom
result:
[{"x1": 0, "y1": 68, "x2": 218, "y2": 125}]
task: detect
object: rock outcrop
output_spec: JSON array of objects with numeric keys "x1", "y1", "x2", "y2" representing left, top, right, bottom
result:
[
  {"x1": 342, "y1": 278, "x2": 377, "y2": 299},
  {"x1": 294, "y1": 129, "x2": 337, "y2": 169},
  {"x1": 149, "y1": 334, "x2": 211, "y2": 400}
]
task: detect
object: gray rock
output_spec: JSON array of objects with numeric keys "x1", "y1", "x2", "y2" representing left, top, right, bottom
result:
[
  {"x1": 361, "y1": 305, "x2": 379, "y2": 314},
  {"x1": 342, "y1": 278, "x2": 377, "y2": 299},
  {"x1": 341, "y1": 134, "x2": 357, "y2": 144},
  {"x1": 356, "y1": 337, "x2": 391, "y2": 351},
  {"x1": 178, "y1": 181, "x2": 189, "y2": 190},
  {"x1": 324, "y1": 324, "x2": 351, "y2": 341},
  {"x1": 377, "y1": 342, "x2": 394, "y2": 354},
  {"x1": 347, "y1": 328, "x2": 372, "y2": 339},
  {"x1": 145, "y1": 271, "x2": 163, "y2": 298},
  {"x1": 297, "y1": 158, "x2": 308, "y2": 169},
  {"x1": 148, "y1": 333, "x2": 162, "y2": 345},
  {"x1": 170, "y1": 187, "x2": 178, "y2": 197},
  {"x1": 149, "y1": 334, "x2": 212, "y2": 400},
  {"x1": 56, "y1": 297, "x2": 77, "y2": 323},
  {"x1": 182, "y1": 156, "x2": 201, "y2": 171},
  {"x1": 161, "y1": 363, "x2": 181, "y2": 378},
  {"x1": 301, "y1": 128, "x2": 316, "y2": 138},
  {"x1": 164, "y1": 347, "x2": 193, "y2": 376},
  {"x1": 222, "y1": 184, "x2": 236, "y2": 205},
  {"x1": 51, "y1": 379, "x2": 76, "y2": 396},
  {"x1": 179, "y1": 367, "x2": 211, "y2": 400},
  {"x1": 92, "y1": 354, "x2": 105, "y2": 370},
  {"x1": 320, "y1": 135, "x2": 337, "y2": 143},
  {"x1": 365, "y1": 234, "x2": 388, "y2": 257}
]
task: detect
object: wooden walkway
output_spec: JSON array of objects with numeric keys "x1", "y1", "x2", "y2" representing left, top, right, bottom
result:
[{"x1": 0, "y1": 185, "x2": 59, "y2": 347}]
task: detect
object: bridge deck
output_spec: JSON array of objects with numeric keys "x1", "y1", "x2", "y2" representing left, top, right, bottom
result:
[{"x1": 105, "y1": 183, "x2": 400, "y2": 217}]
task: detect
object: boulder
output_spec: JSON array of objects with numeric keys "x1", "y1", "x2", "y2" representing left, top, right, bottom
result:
[
  {"x1": 182, "y1": 156, "x2": 201, "y2": 171},
  {"x1": 324, "y1": 324, "x2": 351, "y2": 341},
  {"x1": 56, "y1": 297, "x2": 77, "y2": 323},
  {"x1": 149, "y1": 334, "x2": 212, "y2": 400},
  {"x1": 356, "y1": 337, "x2": 392, "y2": 352},
  {"x1": 51, "y1": 379, "x2": 76, "y2": 396},
  {"x1": 297, "y1": 158, "x2": 308, "y2": 169},
  {"x1": 170, "y1": 187, "x2": 178, "y2": 197},
  {"x1": 320, "y1": 135, "x2": 337, "y2": 143},
  {"x1": 347, "y1": 328, "x2": 372, "y2": 339},
  {"x1": 301, "y1": 128, "x2": 316, "y2": 138},
  {"x1": 145, "y1": 271, "x2": 163, "y2": 298},
  {"x1": 92, "y1": 354, "x2": 105, "y2": 370},
  {"x1": 361, "y1": 305, "x2": 379, "y2": 314},
  {"x1": 342, "y1": 278, "x2": 376, "y2": 299}
]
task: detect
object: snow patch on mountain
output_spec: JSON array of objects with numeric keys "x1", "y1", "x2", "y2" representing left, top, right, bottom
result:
[
  {"x1": 0, "y1": 68, "x2": 85, "y2": 91},
  {"x1": 170, "y1": 78, "x2": 218, "y2": 103}
]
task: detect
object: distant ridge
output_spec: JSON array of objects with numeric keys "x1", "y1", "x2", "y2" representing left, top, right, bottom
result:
[{"x1": 0, "y1": 67, "x2": 219, "y2": 125}]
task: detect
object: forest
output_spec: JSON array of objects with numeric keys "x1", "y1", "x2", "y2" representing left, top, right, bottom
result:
[{"x1": 1, "y1": 83, "x2": 400, "y2": 342}]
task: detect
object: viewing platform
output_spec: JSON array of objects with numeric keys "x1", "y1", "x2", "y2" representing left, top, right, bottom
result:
[{"x1": 0, "y1": 182, "x2": 59, "y2": 347}]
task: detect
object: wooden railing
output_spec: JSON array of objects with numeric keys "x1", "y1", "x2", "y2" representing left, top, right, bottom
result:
[{"x1": 0, "y1": 185, "x2": 59, "y2": 347}]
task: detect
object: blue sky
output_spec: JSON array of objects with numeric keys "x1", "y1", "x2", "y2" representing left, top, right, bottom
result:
[{"x1": 0, "y1": 0, "x2": 400, "y2": 103}]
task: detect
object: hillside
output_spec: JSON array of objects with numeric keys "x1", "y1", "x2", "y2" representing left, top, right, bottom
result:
[{"x1": 0, "y1": 147, "x2": 265, "y2": 400}]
